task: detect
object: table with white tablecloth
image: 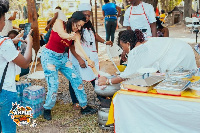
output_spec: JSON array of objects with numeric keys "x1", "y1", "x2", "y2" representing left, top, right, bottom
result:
[{"x1": 107, "y1": 89, "x2": 200, "y2": 133}]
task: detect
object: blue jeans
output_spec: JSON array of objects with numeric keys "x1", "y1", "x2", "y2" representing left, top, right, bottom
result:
[
  {"x1": 0, "y1": 89, "x2": 17, "y2": 133},
  {"x1": 105, "y1": 19, "x2": 117, "y2": 42},
  {"x1": 69, "y1": 80, "x2": 95, "y2": 104},
  {"x1": 41, "y1": 48, "x2": 87, "y2": 109}
]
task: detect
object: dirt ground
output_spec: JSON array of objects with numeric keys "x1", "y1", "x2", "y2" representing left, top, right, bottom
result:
[{"x1": 17, "y1": 24, "x2": 200, "y2": 133}]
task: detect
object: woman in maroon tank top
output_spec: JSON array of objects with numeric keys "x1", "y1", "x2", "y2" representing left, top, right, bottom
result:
[{"x1": 41, "y1": 11, "x2": 96, "y2": 121}]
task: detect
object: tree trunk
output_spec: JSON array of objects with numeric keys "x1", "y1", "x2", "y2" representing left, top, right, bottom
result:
[
  {"x1": 26, "y1": 0, "x2": 40, "y2": 53},
  {"x1": 184, "y1": 0, "x2": 193, "y2": 18},
  {"x1": 143, "y1": 0, "x2": 158, "y2": 11}
]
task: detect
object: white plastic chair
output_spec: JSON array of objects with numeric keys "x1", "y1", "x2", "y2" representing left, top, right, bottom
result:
[
  {"x1": 192, "y1": 17, "x2": 200, "y2": 29},
  {"x1": 185, "y1": 17, "x2": 193, "y2": 32},
  {"x1": 27, "y1": 46, "x2": 45, "y2": 79}
]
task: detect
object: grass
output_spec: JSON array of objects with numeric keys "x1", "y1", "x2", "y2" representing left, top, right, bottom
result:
[{"x1": 17, "y1": 101, "x2": 113, "y2": 133}]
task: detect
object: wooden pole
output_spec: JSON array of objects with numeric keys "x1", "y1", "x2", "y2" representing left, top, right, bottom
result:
[
  {"x1": 90, "y1": 0, "x2": 94, "y2": 27},
  {"x1": 26, "y1": 0, "x2": 40, "y2": 53},
  {"x1": 95, "y1": 0, "x2": 98, "y2": 52}
]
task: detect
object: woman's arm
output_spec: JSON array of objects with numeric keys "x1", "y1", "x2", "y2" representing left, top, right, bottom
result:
[
  {"x1": 45, "y1": 12, "x2": 58, "y2": 31},
  {"x1": 74, "y1": 33, "x2": 99, "y2": 76},
  {"x1": 102, "y1": 10, "x2": 105, "y2": 17},
  {"x1": 95, "y1": 33, "x2": 113, "y2": 46},
  {"x1": 116, "y1": 6, "x2": 121, "y2": 17},
  {"x1": 53, "y1": 19, "x2": 76, "y2": 40},
  {"x1": 69, "y1": 45, "x2": 86, "y2": 68},
  {"x1": 12, "y1": 30, "x2": 33, "y2": 69},
  {"x1": 150, "y1": 22, "x2": 157, "y2": 37},
  {"x1": 163, "y1": 27, "x2": 169, "y2": 37},
  {"x1": 98, "y1": 76, "x2": 124, "y2": 86}
]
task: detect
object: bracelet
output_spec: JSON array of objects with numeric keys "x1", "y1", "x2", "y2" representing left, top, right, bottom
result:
[
  {"x1": 106, "y1": 78, "x2": 109, "y2": 85},
  {"x1": 109, "y1": 79, "x2": 113, "y2": 85},
  {"x1": 103, "y1": 41, "x2": 107, "y2": 44}
]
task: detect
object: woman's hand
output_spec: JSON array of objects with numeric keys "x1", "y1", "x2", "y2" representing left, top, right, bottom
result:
[
  {"x1": 78, "y1": 58, "x2": 86, "y2": 68},
  {"x1": 12, "y1": 30, "x2": 24, "y2": 44},
  {"x1": 106, "y1": 41, "x2": 113, "y2": 46},
  {"x1": 67, "y1": 32, "x2": 76, "y2": 41},
  {"x1": 87, "y1": 59, "x2": 95, "y2": 68},
  {"x1": 98, "y1": 76, "x2": 107, "y2": 86}
]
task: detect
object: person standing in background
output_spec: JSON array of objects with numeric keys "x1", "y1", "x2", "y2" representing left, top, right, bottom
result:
[
  {"x1": 159, "y1": 10, "x2": 166, "y2": 23},
  {"x1": 0, "y1": 11, "x2": 20, "y2": 36},
  {"x1": 123, "y1": 0, "x2": 157, "y2": 38},
  {"x1": 102, "y1": 0, "x2": 121, "y2": 42},
  {"x1": 69, "y1": 3, "x2": 113, "y2": 110},
  {"x1": 156, "y1": 17, "x2": 169, "y2": 37}
]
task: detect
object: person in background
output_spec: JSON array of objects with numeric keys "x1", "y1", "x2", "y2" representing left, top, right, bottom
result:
[
  {"x1": 98, "y1": 29, "x2": 197, "y2": 86},
  {"x1": 123, "y1": 0, "x2": 157, "y2": 38},
  {"x1": 45, "y1": 6, "x2": 66, "y2": 31},
  {"x1": 40, "y1": 18, "x2": 53, "y2": 47},
  {"x1": 102, "y1": 0, "x2": 121, "y2": 42},
  {"x1": 41, "y1": 11, "x2": 97, "y2": 121},
  {"x1": 0, "y1": 10, "x2": 20, "y2": 36},
  {"x1": 159, "y1": 9, "x2": 166, "y2": 23},
  {"x1": 7, "y1": 30, "x2": 30, "y2": 77},
  {"x1": 0, "y1": 1, "x2": 33, "y2": 132},
  {"x1": 156, "y1": 17, "x2": 169, "y2": 37},
  {"x1": 69, "y1": 3, "x2": 113, "y2": 110}
]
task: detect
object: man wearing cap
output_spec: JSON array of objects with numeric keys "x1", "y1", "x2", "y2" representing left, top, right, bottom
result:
[{"x1": 68, "y1": 3, "x2": 113, "y2": 110}]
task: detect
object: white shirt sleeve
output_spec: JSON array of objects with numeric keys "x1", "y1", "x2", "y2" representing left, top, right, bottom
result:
[
  {"x1": 0, "y1": 39, "x2": 19, "y2": 62},
  {"x1": 123, "y1": 7, "x2": 131, "y2": 27},
  {"x1": 146, "y1": 4, "x2": 156, "y2": 24},
  {"x1": 120, "y1": 50, "x2": 139, "y2": 78},
  {"x1": 5, "y1": 13, "x2": 12, "y2": 20}
]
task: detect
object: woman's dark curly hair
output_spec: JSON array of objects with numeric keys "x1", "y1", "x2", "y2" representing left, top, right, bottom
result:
[
  {"x1": 118, "y1": 29, "x2": 144, "y2": 50},
  {"x1": 0, "y1": 0, "x2": 9, "y2": 18}
]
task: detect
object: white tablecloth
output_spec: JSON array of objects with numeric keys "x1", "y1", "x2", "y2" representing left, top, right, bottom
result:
[{"x1": 113, "y1": 92, "x2": 200, "y2": 133}]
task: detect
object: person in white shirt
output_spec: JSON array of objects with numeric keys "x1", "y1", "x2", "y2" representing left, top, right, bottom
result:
[
  {"x1": 0, "y1": 1, "x2": 33, "y2": 132},
  {"x1": 98, "y1": 30, "x2": 197, "y2": 85},
  {"x1": 45, "y1": 6, "x2": 66, "y2": 31},
  {"x1": 123, "y1": 0, "x2": 157, "y2": 38}
]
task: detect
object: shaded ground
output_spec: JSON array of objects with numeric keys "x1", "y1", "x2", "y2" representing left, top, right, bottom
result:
[{"x1": 17, "y1": 24, "x2": 200, "y2": 133}]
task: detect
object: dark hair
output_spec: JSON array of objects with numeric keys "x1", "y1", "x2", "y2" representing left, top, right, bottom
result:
[
  {"x1": 119, "y1": 29, "x2": 144, "y2": 50},
  {"x1": 0, "y1": 0, "x2": 9, "y2": 18},
  {"x1": 80, "y1": 20, "x2": 96, "y2": 41},
  {"x1": 161, "y1": 10, "x2": 165, "y2": 14},
  {"x1": 55, "y1": 6, "x2": 61, "y2": 10},
  {"x1": 66, "y1": 11, "x2": 86, "y2": 33},
  {"x1": 7, "y1": 30, "x2": 19, "y2": 37},
  {"x1": 117, "y1": 30, "x2": 125, "y2": 47},
  {"x1": 104, "y1": 0, "x2": 109, "y2": 3},
  {"x1": 156, "y1": 17, "x2": 164, "y2": 29}
]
